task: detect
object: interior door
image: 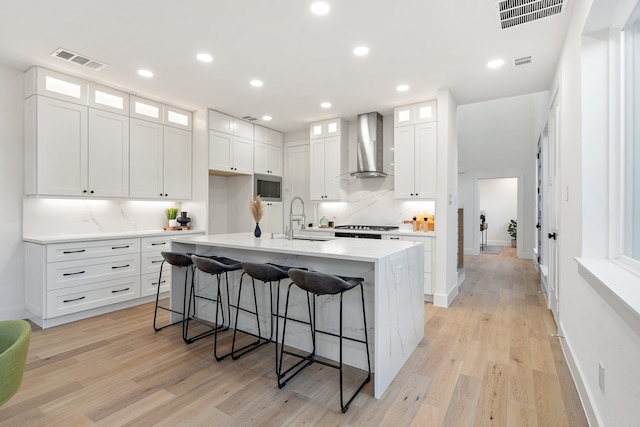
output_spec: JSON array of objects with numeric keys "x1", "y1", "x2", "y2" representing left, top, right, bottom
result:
[{"x1": 548, "y1": 92, "x2": 561, "y2": 323}]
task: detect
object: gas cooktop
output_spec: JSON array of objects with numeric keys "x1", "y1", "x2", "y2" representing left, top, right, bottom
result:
[{"x1": 334, "y1": 225, "x2": 400, "y2": 231}]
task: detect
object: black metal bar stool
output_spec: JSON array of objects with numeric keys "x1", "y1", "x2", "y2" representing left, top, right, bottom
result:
[
  {"x1": 231, "y1": 262, "x2": 294, "y2": 361},
  {"x1": 188, "y1": 254, "x2": 242, "y2": 360},
  {"x1": 279, "y1": 269, "x2": 371, "y2": 413},
  {"x1": 153, "y1": 251, "x2": 193, "y2": 340}
]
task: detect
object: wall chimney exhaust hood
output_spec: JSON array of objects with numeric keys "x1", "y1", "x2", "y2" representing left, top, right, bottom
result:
[{"x1": 351, "y1": 111, "x2": 386, "y2": 178}]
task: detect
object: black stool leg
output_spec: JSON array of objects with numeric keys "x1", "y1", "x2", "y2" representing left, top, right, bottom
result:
[
  {"x1": 154, "y1": 261, "x2": 188, "y2": 332},
  {"x1": 277, "y1": 283, "x2": 314, "y2": 389},
  {"x1": 339, "y1": 282, "x2": 372, "y2": 413},
  {"x1": 230, "y1": 274, "x2": 267, "y2": 360}
]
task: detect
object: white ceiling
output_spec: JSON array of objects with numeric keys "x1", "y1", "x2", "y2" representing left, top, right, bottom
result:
[{"x1": 0, "y1": 0, "x2": 572, "y2": 133}]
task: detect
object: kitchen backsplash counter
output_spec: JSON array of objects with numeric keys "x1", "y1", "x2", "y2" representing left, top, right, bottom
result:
[
  {"x1": 24, "y1": 229, "x2": 205, "y2": 245},
  {"x1": 302, "y1": 227, "x2": 436, "y2": 237}
]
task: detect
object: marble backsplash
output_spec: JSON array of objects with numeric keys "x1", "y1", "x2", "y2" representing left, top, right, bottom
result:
[
  {"x1": 23, "y1": 198, "x2": 197, "y2": 237},
  {"x1": 316, "y1": 176, "x2": 435, "y2": 228}
]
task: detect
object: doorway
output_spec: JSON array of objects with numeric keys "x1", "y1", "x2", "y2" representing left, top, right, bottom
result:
[{"x1": 477, "y1": 177, "x2": 518, "y2": 252}]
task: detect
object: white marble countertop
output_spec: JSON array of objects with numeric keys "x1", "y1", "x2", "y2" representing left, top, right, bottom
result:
[
  {"x1": 299, "y1": 226, "x2": 436, "y2": 238},
  {"x1": 23, "y1": 229, "x2": 205, "y2": 244},
  {"x1": 172, "y1": 232, "x2": 423, "y2": 262}
]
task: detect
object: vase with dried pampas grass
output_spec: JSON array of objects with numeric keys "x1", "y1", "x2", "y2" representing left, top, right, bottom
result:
[{"x1": 250, "y1": 196, "x2": 264, "y2": 237}]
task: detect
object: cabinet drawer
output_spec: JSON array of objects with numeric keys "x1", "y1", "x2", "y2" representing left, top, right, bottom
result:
[
  {"x1": 141, "y1": 252, "x2": 167, "y2": 274},
  {"x1": 140, "y1": 236, "x2": 172, "y2": 252},
  {"x1": 47, "y1": 238, "x2": 140, "y2": 262},
  {"x1": 141, "y1": 271, "x2": 171, "y2": 297},
  {"x1": 47, "y1": 253, "x2": 140, "y2": 290},
  {"x1": 46, "y1": 276, "x2": 140, "y2": 318}
]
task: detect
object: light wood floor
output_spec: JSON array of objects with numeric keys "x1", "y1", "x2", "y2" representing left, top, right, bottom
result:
[{"x1": 0, "y1": 248, "x2": 588, "y2": 426}]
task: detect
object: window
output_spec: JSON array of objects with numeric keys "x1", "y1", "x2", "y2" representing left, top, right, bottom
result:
[{"x1": 623, "y1": 2, "x2": 640, "y2": 263}]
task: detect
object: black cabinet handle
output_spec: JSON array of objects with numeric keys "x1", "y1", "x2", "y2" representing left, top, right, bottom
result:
[
  {"x1": 536, "y1": 223, "x2": 541, "y2": 229},
  {"x1": 548, "y1": 232, "x2": 557, "y2": 240},
  {"x1": 111, "y1": 264, "x2": 130, "y2": 269},
  {"x1": 111, "y1": 287, "x2": 130, "y2": 294},
  {"x1": 112, "y1": 245, "x2": 130, "y2": 250},
  {"x1": 63, "y1": 296, "x2": 85, "y2": 303},
  {"x1": 63, "y1": 249, "x2": 85, "y2": 254},
  {"x1": 83, "y1": 190, "x2": 87, "y2": 193},
  {"x1": 90, "y1": 190, "x2": 94, "y2": 194},
  {"x1": 63, "y1": 270, "x2": 85, "y2": 276},
  {"x1": 153, "y1": 280, "x2": 167, "y2": 286},
  {"x1": 151, "y1": 242, "x2": 166, "y2": 246},
  {"x1": 151, "y1": 260, "x2": 163, "y2": 264}
]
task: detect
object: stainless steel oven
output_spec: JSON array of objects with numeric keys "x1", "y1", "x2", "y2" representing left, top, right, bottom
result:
[{"x1": 254, "y1": 174, "x2": 282, "y2": 201}]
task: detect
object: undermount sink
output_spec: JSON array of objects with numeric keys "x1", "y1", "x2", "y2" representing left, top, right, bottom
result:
[{"x1": 275, "y1": 234, "x2": 335, "y2": 242}]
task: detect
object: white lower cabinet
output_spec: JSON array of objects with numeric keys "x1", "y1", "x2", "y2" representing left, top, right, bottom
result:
[
  {"x1": 140, "y1": 236, "x2": 172, "y2": 297},
  {"x1": 384, "y1": 234, "x2": 435, "y2": 299},
  {"x1": 24, "y1": 233, "x2": 201, "y2": 328}
]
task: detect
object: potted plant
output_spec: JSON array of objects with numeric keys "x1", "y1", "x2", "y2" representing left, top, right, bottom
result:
[
  {"x1": 166, "y1": 207, "x2": 179, "y2": 227},
  {"x1": 508, "y1": 219, "x2": 517, "y2": 247}
]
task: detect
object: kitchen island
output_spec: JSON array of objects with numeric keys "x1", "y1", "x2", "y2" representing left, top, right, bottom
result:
[{"x1": 171, "y1": 233, "x2": 424, "y2": 399}]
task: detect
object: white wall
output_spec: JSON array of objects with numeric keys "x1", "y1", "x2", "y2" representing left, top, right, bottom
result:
[
  {"x1": 551, "y1": 0, "x2": 640, "y2": 424},
  {"x1": 478, "y1": 177, "x2": 518, "y2": 246},
  {"x1": 0, "y1": 65, "x2": 25, "y2": 320},
  {"x1": 458, "y1": 92, "x2": 548, "y2": 258}
]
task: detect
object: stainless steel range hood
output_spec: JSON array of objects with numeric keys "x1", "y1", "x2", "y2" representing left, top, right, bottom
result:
[{"x1": 351, "y1": 111, "x2": 386, "y2": 178}]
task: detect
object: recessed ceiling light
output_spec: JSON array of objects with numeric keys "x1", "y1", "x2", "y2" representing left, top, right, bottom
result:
[
  {"x1": 250, "y1": 79, "x2": 264, "y2": 87},
  {"x1": 137, "y1": 69, "x2": 153, "y2": 78},
  {"x1": 262, "y1": 115, "x2": 272, "y2": 121},
  {"x1": 311, "y1": 1, "x2": 330, "y2": 15},
  {"x1": 320, "y1": 102, "x2": 332, "y2": 108},
  {"x1": 487, "y1": 59, "x2": 505, "y2": 69},
  {"x1": 353, "y1": 46, "x2": 369, "y2": 56},
  {"x1": 196, "y1": 53, "x2": 213, "y2": 63},
  {"x1": 396, "y1": 84, "x2": 409, "y2": 92}
]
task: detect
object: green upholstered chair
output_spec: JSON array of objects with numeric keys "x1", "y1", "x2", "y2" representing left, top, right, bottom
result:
[{"x1": 0, "y1": 320, "x2": 31, "y2": 406}]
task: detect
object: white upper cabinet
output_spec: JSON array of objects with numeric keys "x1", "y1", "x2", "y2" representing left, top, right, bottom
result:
[
  {"x1": 130, "y1": 119, "x2": 165, "y2": 198},
  {"x1": 209, "y1": 110, "x2": 234, "y2": 134},
  {"x1": 130, "y1": 95, "x2": 163, "y2": 124},
  {"x1": 164, "y1": 105, "x2": 192, "y2": 130},
  {"x1": 394, "y1": 122, "x2": 437, "y2": 199},
  {"x1": 254, "y1": 125, "x2": 282, "y2": 176},
  {"x1": 24, "y1": 67, "x2": 88, "y2": 105},
  {"x1": 208, "y1": 110, "x2": 253, "y2": 138},
  {"x1": 309, "y1": 119, "x2": 347, "y2": 201},
  {"x1": 254, "y1": 142, "x2": 282, "y2": 176},
  {"x1": 394, "y1": 100, "x2": 437, "y2": 127},
  {"x1": 88, "y1": 83, "x2": 129, "y2": 115},
  {"x1": 24, "y1": 67, "x2": 191, "y2": 200},
  {"x1": 129, "y1": 119, "x2": 192, "y2": 200},
  {"x1": 25, "y1": 96, "x2": 88, "y2": 196},
  {"x1": 309, "y1": 118, "x2": 343, "y2": 139},
  {"x1": 209, "y1": 131, "x2": 253, "y2": 175},
  {"x1": 88, "y1": 109, "x2": 130, "y2": 197},
  {"x1": 163, "y1": 126, "x2": 192, "y2": 199},
  {"x1": 25, "y1": 94, "x2": 131, "y2": 197}
]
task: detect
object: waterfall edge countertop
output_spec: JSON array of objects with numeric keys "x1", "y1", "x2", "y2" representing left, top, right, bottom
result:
[
  {"x1": 171, "y1": 232, "x2": 425, "y2": 400},
  {"x1": 170, "y1": 232, "x2": 423, "y2": 261}
]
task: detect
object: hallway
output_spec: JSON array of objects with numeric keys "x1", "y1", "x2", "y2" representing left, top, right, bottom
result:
[{"x1": 0, "y1": 248, "x2": 588, "y2": 426}]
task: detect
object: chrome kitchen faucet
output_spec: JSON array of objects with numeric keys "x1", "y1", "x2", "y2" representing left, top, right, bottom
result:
[{"x1": 288, "y1": 196, "x2": 306, "y2": 240}]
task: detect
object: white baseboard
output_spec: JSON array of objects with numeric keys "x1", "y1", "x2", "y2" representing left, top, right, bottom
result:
[
  {"x1": 557, "y1": 323, "x2": 601, "y2": 426},
  {"x1": 0, "y1": 305, "x2": 29, "y2": 321},
  {"x1": 433, "y1": 282, "x2": 460, "y2": 308}
]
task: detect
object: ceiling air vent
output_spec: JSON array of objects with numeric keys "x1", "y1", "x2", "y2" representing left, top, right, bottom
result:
[
  {"x1": 50, "y1": 48, "x2": 107, "y2": 71},
  {"x1": 513, "y1": 55, "x2": 533, "y2": 69},
  {"x1": 242, "y1": 115, "x2": 258, "y2": 122},
  {"x1": 496, "y1": 0, "x2": 566, "y2": 29}
]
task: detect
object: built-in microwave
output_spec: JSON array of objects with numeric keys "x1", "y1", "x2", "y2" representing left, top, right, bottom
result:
[{"x1": 254, "y1": 174, "x2": 282, "y2": 201}]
